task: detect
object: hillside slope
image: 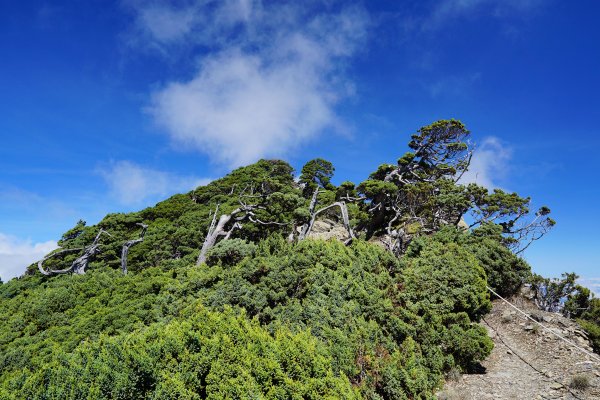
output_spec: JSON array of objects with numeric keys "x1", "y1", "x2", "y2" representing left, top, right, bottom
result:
[
  {"x1": 1, "y1": 121, "x2": 579, "y2": 399},
  {"x1": 440, "y1": 294, "x2": 600, "y2": 399}
]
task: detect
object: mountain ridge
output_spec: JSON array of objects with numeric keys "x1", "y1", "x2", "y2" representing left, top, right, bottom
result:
[{"x1": 2, "y1": 120, "x2": 597, "y2": 399}]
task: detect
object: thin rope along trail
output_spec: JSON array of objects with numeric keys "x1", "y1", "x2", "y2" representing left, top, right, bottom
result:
[
  {"x1": 482, "y1": 317, "x2": 585, "y2": 400},
  {"x1": 486, "y1": 286, "x2": 600, "y2": 364}
]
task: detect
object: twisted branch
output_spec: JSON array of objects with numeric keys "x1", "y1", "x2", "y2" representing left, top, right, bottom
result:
[{"x1": 120, "y1": 224, "x2": 148, "y2": 275}]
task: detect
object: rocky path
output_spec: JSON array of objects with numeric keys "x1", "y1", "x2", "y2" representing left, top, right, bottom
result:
[{"x1": 438, "y1": 295, "x2": 600, "y2": 400}]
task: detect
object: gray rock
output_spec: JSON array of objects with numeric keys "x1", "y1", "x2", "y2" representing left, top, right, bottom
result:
[
  {"x1": 530, "y1": 313, "x2": 544, "y2": 322},
  {"x1": 549, "y1": 382, "x2": 563, "y2": 390}
]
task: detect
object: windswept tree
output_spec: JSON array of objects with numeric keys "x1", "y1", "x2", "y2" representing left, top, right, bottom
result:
[
  {"x1": 297, "y1": 158, "x2": 355, "y2": 242},
  {"x1": 358, "y1": 119, "x2": 474, "y2": 254},
  {"x1": 196, "y1": 196, "x2": 289, "y2": 265},
  {"x1": 195, "y1": 160, "x2": 303, "y2": 265},
  {"x1": 530, "y1": 272, "x2": 579, "y2": 313},
  {"x1": 298, "y1": 157, "x2": 335, "y2": 197},
  {"x1": 357, "y1": 119, "x2": 554, "y2": 255},
  {"x1": 467, "y1": 186, "x2": 555, "y2": 254},
  {"x1": 31, "y1": 123, "x2": 554, "y2": 281}
]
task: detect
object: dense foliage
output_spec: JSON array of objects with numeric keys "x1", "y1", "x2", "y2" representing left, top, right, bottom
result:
[
  {"x1": 1, "y1": 237, "x2": 496, "y2": 399},
  {"x1": 1, "y1": 304, "x2": 356, "y2": 400},
  {"x1": 428, "y1": 225, "x2": 531, "y2": 298},
  {"x1": 1, "y1": 120, "x2": 557, "y2": 398}
]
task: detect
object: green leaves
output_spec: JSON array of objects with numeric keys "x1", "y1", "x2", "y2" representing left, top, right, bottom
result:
[
  {"x1": 57, "y1": 219, "x2": 87, "y2": 247},
  {"x1": 1, "y1": 236, "x2": 497, "y2": 399},
  {"x1": 530, "y1": 272, "x2": 579, "y2": 312},
  {"x1": 356, "y1": 180, "x2": 397, "y2": 199},
  {"x1": 205, "y1": 239, "x2": 257, "y2": 267},
  {"x1": 299, "y1": 158, "x2": 335, "y2": 196},
  {"x1": 400, "y1": 240, "x2": 491, "y2": 320},
  {"x1": 579, "y1": 299, "x2": 600, "y2": 353},
  {"x1": 7, "y1": 305, "x2": 357, "y2": 400}
]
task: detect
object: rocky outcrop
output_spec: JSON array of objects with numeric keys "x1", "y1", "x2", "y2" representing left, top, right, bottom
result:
[
  {"x1": 307, "y1": 218, "x2": 352, "y2": 241},
  {"x1": 439, "y1": 294, "x2": 600, "y2": 399}
]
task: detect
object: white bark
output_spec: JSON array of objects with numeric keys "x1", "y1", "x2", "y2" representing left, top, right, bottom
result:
[
  {"x1": 303, "y1": 201, "x2": 356, "y2": 243},
  {"x1": 120, "y1": 224, "x2": 148, "y2": 274},
  {"x1": 197, "y1": 205, "x2": 242, "y2": 265},
  {"x1": 38, "y1": 229, "x2": 111, "y2": 276},
  {"x1": 298, "y1": 188, "x2": 320, "y2": 240}
]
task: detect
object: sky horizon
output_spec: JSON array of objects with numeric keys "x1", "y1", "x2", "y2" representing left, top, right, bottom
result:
[{"x1": 1, "y1": 1, "x2": 599, "y2": 292}]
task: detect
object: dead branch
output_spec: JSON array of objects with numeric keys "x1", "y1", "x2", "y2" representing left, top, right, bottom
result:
[
  {"x1": 120, "y1": 223, "x2": 148, "y2": 275},
  {"x1": 37, "y1": 248, "x2": 83, "y2": 276},
  {"x1": 196, "y1": 204, "x2": 252, "y2": 265},
  {"x1": 302, "y1": 201, "x2": 356, "y2": 242},
  {"x1": 38, "y1": 229, "x2": 112, "y2": 276},
  {"x1": 298, "y1": 188, "x2": 320, "y2": 240}
]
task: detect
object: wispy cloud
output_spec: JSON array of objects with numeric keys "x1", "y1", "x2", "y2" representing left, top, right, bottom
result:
[
  {"x1": 578, "y1": 277, "x2": 600, "y2": 297},
  {"x1": 125, "y1": 1, "x2": 369, "y2": 167},
  {"x1": 125, "y1": 0, "x2": 259, "y2": 48},
  {"x1": 136, "y1": 4, "x2": 198, "y2": 43},
  {"x1": 427, "y1": 0, "x2": 544, "y2": 30},
  {"x1": 99, "y1": 161, "x2": 211, "y2": 205},
  {"x1": 459, "y1": 136, "x2": 512, "y2": 189},
  {"x1": 0, "y1": 233, "x2": 57, "y2": 282}
]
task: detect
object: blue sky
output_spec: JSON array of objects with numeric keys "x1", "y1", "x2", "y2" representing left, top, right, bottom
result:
[{"x1": 1, "y1": 0, "x2": 599, "y2": 288}]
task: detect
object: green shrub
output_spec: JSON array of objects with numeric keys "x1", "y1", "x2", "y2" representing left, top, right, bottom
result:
[
  {"x1": 401, "y1": 239, "x2": 492, "y2": 320},
  {"x1": 1, "y1": 236, "x2": 496, "y2": 399},
  {"x1": 205, "y1": 238, "x2": 257, "y2": 266},
  {"x1": 431, "y1": 225, "x2": 531, "y2": 297},
  {"x1": 4, "y1": 305, "x2": 358, "y2": 400}
]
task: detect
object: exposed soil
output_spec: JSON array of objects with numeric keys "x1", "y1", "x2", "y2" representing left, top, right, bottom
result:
[{"x1": 438, "y1": 293, "x2": 600, "y2": 400}]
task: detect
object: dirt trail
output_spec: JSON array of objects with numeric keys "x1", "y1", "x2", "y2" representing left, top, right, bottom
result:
[{"x1": 438, "y1": 294, "x2": 600, "y2": 400}]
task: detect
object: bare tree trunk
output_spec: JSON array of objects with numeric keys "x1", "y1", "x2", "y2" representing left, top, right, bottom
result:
[
  {"x1": 38, "y1": 229, "x2": 111, "y2": 276},
  {"x1": 197, "y1": 205, "x2": 243, "y2": 265},
  {"x1": 302, "y1": 201, "x2": 356, "y2": 243},
  {"x1": 196, "y1": 193, "x2": 290, "y2": 265},
  {"x1": 121, "y1": 224, "x2": 148, "y2": 275},
  {"x1": 38, "y1": 248, "x2": 82, "y2": 276},
  {"x1": 299, "y1": 188, "x2": 320, "y2": 240},
  {"x1": 197, "y1": 204, "x2": 219, "y2": 265}
]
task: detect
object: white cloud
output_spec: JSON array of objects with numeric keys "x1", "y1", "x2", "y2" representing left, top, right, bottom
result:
[
  {"x1": 126, "y1": 1, "x2": 368, "y2": 167},
  {"x1": 151, "y1": 50, "x2": 339, "y2": 166},
  {"x1": 459, "y1": 136, "x2": 511, "y2": 189},
  {"x1": 99, "y1": 161, "x2": 211, "y2": 205},
  {"x1": 125, "y1": 0, "x2": 262, "y2": 49},
  {"x1": 0, "y1": 233, "x2": 57, "y2": 282}
]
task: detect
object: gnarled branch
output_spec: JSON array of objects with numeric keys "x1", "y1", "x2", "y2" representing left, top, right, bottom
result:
[
  {"x1": 38, "y1": 229, "x2": 111, "y2": 276},
  {"x1": 38, "y1": 248, "x2": 83, "y2": 276},
  {"x1": 303, "y1": 201, "x2": 356, "y2": 243},
  {"x1": 298, "y1": 188, "x2": 320, "y2": 240},
  {"x1": 121, "y1": 223, "x2": 148, "y2": 275},
  {"x1": 196, "y1": 204, "x2": 253, "y2": 265}
]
